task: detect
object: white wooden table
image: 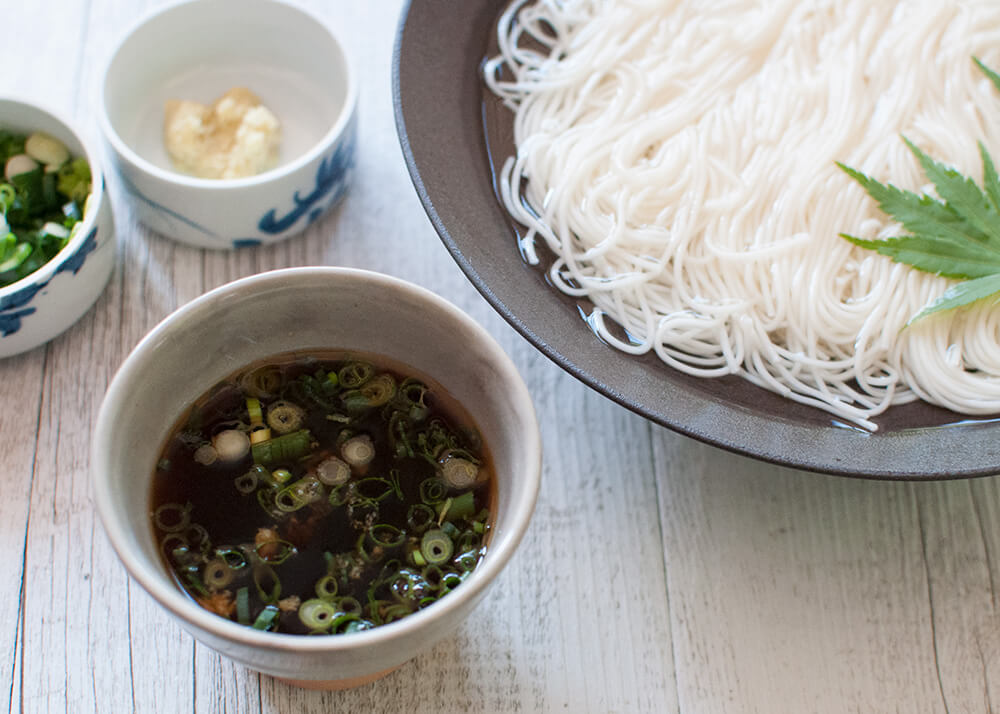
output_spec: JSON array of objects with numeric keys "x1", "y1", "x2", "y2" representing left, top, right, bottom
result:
[{"x1": 4, "y1": 1, "x2": 1000, "y2": 712}]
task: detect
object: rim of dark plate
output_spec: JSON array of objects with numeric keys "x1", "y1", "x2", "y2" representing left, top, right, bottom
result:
[{"x1": 391, "y1": 0, "x2": 1000, "y2": 480}]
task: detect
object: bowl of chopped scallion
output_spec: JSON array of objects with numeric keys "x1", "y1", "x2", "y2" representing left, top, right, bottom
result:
[{"x1": 0, "y1": 97, "x2": 115, "y2": 358}]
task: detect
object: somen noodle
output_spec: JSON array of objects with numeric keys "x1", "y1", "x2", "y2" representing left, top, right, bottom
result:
[{"x1": 484, "y1": 0, "x2": 1000, "y2": 429}]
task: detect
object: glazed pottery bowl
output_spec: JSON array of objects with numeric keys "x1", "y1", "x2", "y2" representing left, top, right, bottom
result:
[
  {"x1": 99, "y1": 0, "x2": 357, "y2": 249},
  {"x1": 92, "y1": 267, "x2": 541, "y2": 688},
  {"x1": 0, "y1": 97, "x2": 115, "y2": 358}
]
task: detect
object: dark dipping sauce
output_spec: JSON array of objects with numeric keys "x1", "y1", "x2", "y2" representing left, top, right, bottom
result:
[{"x1": 151, "y1": 350, "x2": 493, "y2": 635}]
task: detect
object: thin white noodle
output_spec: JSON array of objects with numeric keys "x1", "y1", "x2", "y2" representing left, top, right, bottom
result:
[{"x1": 484, "y1": 0, "x2": 1000, "y2": 430}]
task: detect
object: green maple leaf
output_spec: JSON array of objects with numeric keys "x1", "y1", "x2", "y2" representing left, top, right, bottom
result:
[
  {"x1": 837, "y1": 57, "x2": 1000, "y2": 324},
  {"x1": 974, "y1": 56, "x2": 1000, "y2": 94},
  {"x1": 908, "y1": 272, "x2": 1000, "y2": 324},
  {"x1": 902, "y1": 137, "x2": 1000, "y2": 249}
]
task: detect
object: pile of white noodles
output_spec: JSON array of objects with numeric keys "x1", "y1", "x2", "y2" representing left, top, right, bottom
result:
[{"x1": 484, "y1": 0, "x2": 1000, "y2": 429}]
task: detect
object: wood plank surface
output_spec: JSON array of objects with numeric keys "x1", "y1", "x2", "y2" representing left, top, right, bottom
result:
[{"x1": 3, "y1": 0, "x2": 1000, "y2": 712}]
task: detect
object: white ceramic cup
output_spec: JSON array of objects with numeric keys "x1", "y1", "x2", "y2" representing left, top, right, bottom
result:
[
  {"x1": 0, "y1": 97, "x2": 115, "y2": 358},
  {"x1": 99, "y1": 0, "x2": 357, "y2": 249},
  {"x1": 92, "y1": 267, "x2": 541, "y2": 688}
]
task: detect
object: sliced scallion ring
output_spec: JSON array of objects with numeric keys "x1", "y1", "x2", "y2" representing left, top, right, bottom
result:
[
  {"x1": 420, "y1": 529, "x2": 453, "y2": 565},
  {"x1": 298, "y1": 598, "x2": 338, "y2": 631}
]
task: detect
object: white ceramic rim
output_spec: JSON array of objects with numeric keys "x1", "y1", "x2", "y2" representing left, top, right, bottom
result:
[
  {"x1": 97, "y1": 0, "x2": 359, "y2": 190},
  {"x1": 92, "y1": 266, "x2": 542, "y2": 655},
  {"x1": 0, "y1": 97, "x2": 106, "y2": 301}
]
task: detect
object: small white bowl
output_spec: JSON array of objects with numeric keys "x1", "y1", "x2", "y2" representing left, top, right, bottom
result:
[
  {"x1": 0, "y1": 98, "x2": 116, "y2": 358},
  {"x1": 92, "y1": 267, "x2": 541, "y2": 688},
  {"x1": 99, "y1": 0, "x2": 357, "y2": 249}
]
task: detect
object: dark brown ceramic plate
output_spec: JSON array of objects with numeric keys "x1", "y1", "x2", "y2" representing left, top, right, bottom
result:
[{"x1": 391, "y1": 0, "x2": 1000, "y2": 479}]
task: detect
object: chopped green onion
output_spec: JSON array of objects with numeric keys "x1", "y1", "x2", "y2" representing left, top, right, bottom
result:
[
  {"x1": 420, "y1": 529, "x2": 453, "y2": 565},
  {"x1": 160, "y1": 533, "x2": 190, "y2": 565},
  {"x1": 439, "y1": 572, "x2": 462, "y2": 594},
  {"x1": 266, "y1": 401, "x2": 305, "y2": 434},
  {"x1": 406, "y1": 503, "x2": 436, "y2": 533},
  {"x1": 251, "y1": 605, "x2": 280, "y2": 631},
  {"x1": 0, "y1": 183, "x2": 15, "y2": 209},
  {"x1": 236, "y1": 587, "x2": 250, "y2": 625},
  {"x1": 315, "y1": 575, "x2": 338, "y2": 600},
  {"x1": 202, "y1": 558, "x2": 234, "y2": 589},
  {"x1": 0, "y1": 232, "x2": 15, "y2": 257},
  {"x1": 214, "y1": 547, "x2": 248, "y2": 570},
  {"x1": 444, "y1": 491, "x2": 476, "y2": 521},
  {"x1": 437, "y1": 498, "x2": 452, "y2": 524},
  {"x1": 183, "y1": 572, "x2": 210, "y2": 598},
  {"x1": 257, "y1": 488, "x2": 282, "y2": 518},
  {"x1": 397, "y1": 379, "x2": 430, "y2": 422},
  {"x1": 454, "y1": 551, "x2": 479, "y2": 572},
  {"x1": 254, "y1": 539, "x2": 297, "y2": 564},
  {"x1": 336, "y1": 596, "x2": 362, "y2": 616},
  {"x1": 253, "y1": 565, "x2": 281, "y2": 604},
  {"x1": 389, "y1": 412, "x2": 414, "y2": 458},
  {"x1": 346, "y1": 497, "x2": 379, "y2": 526},
  {"x1": 0, "y1": 131, "x2": 88, "y2": 288},
  {"x1": 62, "y1": 200, "x2": 81, "y2": 221},
  {"x1": 328, "y1": 483, "x2": 352, "y2": 506},
  {"x1": 380, "y1": 602, "x2": 413, "y2": 624},
  {"x1": 298, "y1": 598, "x2": 337, "y2": 631},
  {"x1": 456, "y1": 530, "x2": 481, "y2": 553},
  {"x1": 341, "y1": 434, "x2": 375, "y2": 467},
  {"x1": 293, "y1": 374, "x2": 337, "y2": 410},
  {"x1": 438, "y1": 455, "x2": 480, "y2": 490},
  {"x1": 185, "y1": 524, "x2": 210, "y2": 550},
  {"x1": 251, "y1": 429, "x2": 313, "y2": 466},
  {"x1": 421, "y1": 564, "x2": 444, "y2": 589},
  {"x1": 356, "y1": 530, "x2": 383, "y2": 563},
  {"x1": 338, "y1": 361, "x2": 374, "y2": 388},
  {"x1": 56, "y1": 157, "x2": 90, "y2": 203},
  {"x1": 315, "y1": 455, "x2": 351, "y2": 486},
  {"x1": 368, "y1": 524, "x2": 405, "y2": 549},
  {"x1": 376, "y1": 559, "x2": 403, "y2": 584},
  {"x1": 237, "y1": 365, "x2": 282, "y2": 399},
  {"x1": 25, "y1": 132, "x2": 69, "y2": 167},
  {"x1": 193, "y1": 444, "x2": 218, "y2": 466},
  {"x1": 419, "y1": 478, "x2": 447, "y2": 505},
  {"x1": 0, "y1": 242, "x2": 31, "y2": 273},
  {"x1": 340, "y1": 389, "x2": 372, "y2": 412},
  {"x1": 153, "y1": 502, "x2": 192, "y2": 533},
  {"x1": 355, "y1": 477, "x2": 394, "y2": 502},
  {"x1": 246, "y1": 397, "x2": 263, "y2": 425},
  {"x1": 234, "y1": 469, "x2": 259, "y2": 494},
  {"x1": 359, "y1": 373, "x2": 396, "y2": 407},
  {"x1": 341, "y1": 619, "x2": 376, "y2": 634},
  {"x1": 271, "y1": 468, "x2": 294, "y2": 485},
  {"x1": 249, "y1": 425, "x2": 271, "y2": 445},
  {"x1": 329, "y1": 612, "x2": 361, "y2": 632},
  {"x1": 275, "y1": 476, "x2": 323, "y2": 512},
  {"x1": 389, "y1": 469, "x2": 403, "y2": 500},
  {"x1": 212, "y1": 429, "x2": 250, "y2": 462}
]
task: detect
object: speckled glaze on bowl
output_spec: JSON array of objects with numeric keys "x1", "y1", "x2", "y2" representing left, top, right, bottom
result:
[
  {"x1": 99, "y1": 0, "x2": 357, "y2": 249},
  {"x1": 92, "y1": 267, "x2": 541, "y2": 688},
  {"x1": 392, "y1": 0, "x2": 1000, "y2": 479},
  {"x1": 0, "y1": 97, "x2": 115, "y2": 358}
]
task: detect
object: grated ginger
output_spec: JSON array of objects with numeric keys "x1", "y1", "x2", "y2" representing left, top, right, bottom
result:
[{"x1": 163, "y1": 87, "x2": 281, "y2": 179}]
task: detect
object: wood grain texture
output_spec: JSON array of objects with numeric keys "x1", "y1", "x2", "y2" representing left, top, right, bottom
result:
[{"x1": 4, "y1": 0, "x2": 1000, "y2": 712}]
